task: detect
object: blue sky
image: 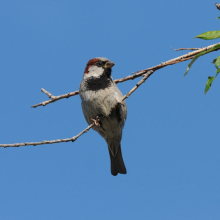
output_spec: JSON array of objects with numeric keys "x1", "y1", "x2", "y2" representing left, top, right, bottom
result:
[{"x1": 0, "y1": 0, "x2": 220, "y2": 219}]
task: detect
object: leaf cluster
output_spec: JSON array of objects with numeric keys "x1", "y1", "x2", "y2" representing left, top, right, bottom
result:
[{"x1": 184, "y1": 5, "x2": 220, "y2": 94}]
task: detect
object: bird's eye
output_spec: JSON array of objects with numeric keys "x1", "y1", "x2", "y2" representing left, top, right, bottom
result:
[{"x1": 96, "y1": 61, "x2": 102, "y2": 67}]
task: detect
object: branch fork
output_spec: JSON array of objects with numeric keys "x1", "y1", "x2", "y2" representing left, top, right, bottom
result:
[
  {"x1": 1, "y1": 42, "x2": 220, "y2": 147},
  {"x1": 31, "y1": 89, "x2": 79, "y2": 108}
]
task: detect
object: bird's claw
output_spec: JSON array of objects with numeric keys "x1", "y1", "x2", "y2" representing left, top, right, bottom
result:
[{"x1": 91, "y1": 116, "x2": 101, "y2": 127}]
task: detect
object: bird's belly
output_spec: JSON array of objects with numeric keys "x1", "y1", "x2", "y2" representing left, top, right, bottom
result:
[
  {"x1": 81, "y1": 89, "x2": 119, "y2": 118},
  {"x1": 81, "y1": 90, "x2": 125, "y2": 140}
]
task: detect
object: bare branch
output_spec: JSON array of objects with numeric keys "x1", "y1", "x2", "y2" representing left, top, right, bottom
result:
[
  {"x1": 121, "y1": 70, "x2": 154, "y2": 102},
  {"x1": 31, "y1": 90, "x2": 79, "y2": 108},
  {"x1": 115, "y1": 42, "x2": 220, "y2": 83},
  {"x1": 1, "y1": 71, "x2": 154, "y2": 148},
  {"x1": 216, "y1": 3, "x2": 220, "y2": 10},
  {"x1": 110, "y1": 70, "x2": 154, "y2": 113},
  {"x1": 3, "y1": 42, "x2": 220, "y2": 147},
  {"x1": 0, "y1": 123, "x2": 94, "y2": 148},
  {"x1": 170, "y1": 46, "x2": 200, "y2": 51},
  {"x1": 41, "y1": 88, "x2": 55, "y2": 99},
  {"x1": 32, "y1": 42, "x2": 220, "y2": 108}
]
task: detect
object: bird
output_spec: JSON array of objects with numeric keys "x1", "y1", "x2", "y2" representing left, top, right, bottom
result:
[{"x1": 79, "y1": 57, "x2": 127, "y2": 176}]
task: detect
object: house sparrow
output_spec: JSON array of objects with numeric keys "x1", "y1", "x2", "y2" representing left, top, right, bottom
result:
[{"x1": 79, "y1": 57, "x2": 127, "y2": 176}]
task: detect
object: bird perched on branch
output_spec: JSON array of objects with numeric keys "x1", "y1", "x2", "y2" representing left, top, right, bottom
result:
[{"x1": 79, "y1": 57, "x2": 127, "y2": 176}]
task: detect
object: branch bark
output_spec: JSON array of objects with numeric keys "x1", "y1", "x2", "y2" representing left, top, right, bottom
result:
[
  {"x1": 2, "y1": 42, "x2": 220, "y2": 147},
  {"x1": 0, "y1": 70, "x2": 153, "y2": 148},
  {"x1": 31, "y1": 89, "x2": 79, "y2": 108},
  {"x1": 31, "y1": 42, "x2": 220, "y2": 108},
  {"x1": 170, "y1": 47, "x2": 200, "y2": 51},
  {"x1": 0, "y1": 124, "x2": 94, "y2": 148},
  {"x1": 216, "y1": 3, "x2": 220, "y2": 10}
]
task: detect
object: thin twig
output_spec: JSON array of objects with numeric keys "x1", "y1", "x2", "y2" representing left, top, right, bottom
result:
[
  {"x1": 41, "y1": 88, "x2": 55, "y2": 99},
  {"x1": 170, "y1": 46, "x2": 200, "y2": 51},
  {"x1": 216, "y1": 3, "x2": 220, "y2": 10},
  {"x1": 31, "y1": 42, "x2": 220, "y2": 108},
  {"x1": 0, "y1": 123, "x2": 94, "y2": 148},
  {"x1": 121, "y1": 70, "x2": 154, "y2": 102},
  {"x1": 31, "y1": 90, "x2": 80, "y2": 108},
  {"x1": 110, "y1": 70, "x2": 154, "y2": 112}
]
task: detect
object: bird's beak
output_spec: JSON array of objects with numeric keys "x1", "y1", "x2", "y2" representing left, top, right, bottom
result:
[{"x1": 104, "y1": 61, "x2": 115, "y2": 68}]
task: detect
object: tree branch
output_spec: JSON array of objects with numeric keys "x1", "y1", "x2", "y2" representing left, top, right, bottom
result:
[
  {"x1": 121, "y1": 70, "x2": 154, "y2": 102},
  {"x1": 31, "y1": 89, "x2": 79, "y2": 108},
  {"x1": 170, "y1": 47, "x2": 200, "y2": 51},
  {"x1": 0, "y1": 123, "x2": 94, "y2": 148},
  {"x1": 2, "y1": 42, "x2": 220, "y2": 147},
  {"x1": 31, "y1": 42, "x2": 220, "y2": 108},
  {"x1": 0, "y1": 70, "x2": 154, "y2": 148},
  {"x1": 216, "y1": 3, "x2": 220, "y2": 10}
]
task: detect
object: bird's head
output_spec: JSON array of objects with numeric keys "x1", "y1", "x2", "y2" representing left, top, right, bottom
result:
[{"x1": 83, "y1": 57, "x2": 115, "y2": 79}]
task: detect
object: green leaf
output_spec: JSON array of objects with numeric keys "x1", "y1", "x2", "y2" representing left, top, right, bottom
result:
[
  {"x1": 205, "y1": 66, "x2": 220, "y2": 94},
  {"x1": 184, "y1": 44, "x2": 220, "y2": 77},
  {"x1": 195, "y1": 31, "x2": 220, "y2": 40},
  {"x1": 205, "y1": 76, "x2": 215, "y2": 94},
  {"x1": 214, "y1": 55, "x2": 220, "y2": 68},
  {"x1": 212, "y1": 58, "x2": 217, "y2": 63},
  {"x1": 217, "y1": 17, "x2": 220, "y2": 19},
  {"x1": 184, "y1": 56, "x2": 199, "y2": 77},
  {"x1": 216, "y1": 68, "x2": 220, "y2": 76}
]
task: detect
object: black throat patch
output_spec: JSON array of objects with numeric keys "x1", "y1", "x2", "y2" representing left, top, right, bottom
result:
[{"x1": 84, "y1": 68, "x2": 113, "y2": 91}]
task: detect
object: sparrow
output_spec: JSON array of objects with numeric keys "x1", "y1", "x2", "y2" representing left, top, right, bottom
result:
[{"x1": 79, "y1": 57, "x2": 127, "y2": 176}]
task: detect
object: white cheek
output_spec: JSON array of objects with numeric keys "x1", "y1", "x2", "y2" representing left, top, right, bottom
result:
[{"x1": 87, "y1": 66, "x2": 103, "y2": 78}]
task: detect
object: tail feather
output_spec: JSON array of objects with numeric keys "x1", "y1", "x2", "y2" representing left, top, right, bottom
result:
[{"x1": 108, "y1": 145, "x2": 127, "y2": 176}]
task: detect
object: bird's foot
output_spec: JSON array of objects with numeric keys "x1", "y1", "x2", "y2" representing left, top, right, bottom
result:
[{"x1": 91, "y1": 116, "x2": 101, "y2": 127}]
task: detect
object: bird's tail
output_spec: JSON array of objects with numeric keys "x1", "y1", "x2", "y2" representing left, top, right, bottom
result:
[{"x1": 108, "y1": 144, "x2": 127, "y2": 176}]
